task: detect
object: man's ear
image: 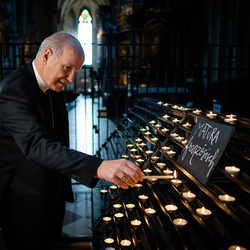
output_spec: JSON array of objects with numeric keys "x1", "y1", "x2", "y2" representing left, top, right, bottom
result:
[{"x1": 43, "y1": 48, "x2": 52, "y2": 64}]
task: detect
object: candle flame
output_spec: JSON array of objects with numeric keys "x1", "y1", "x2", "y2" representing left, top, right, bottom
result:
[
  {"x1": 201, "y1": 207, "x2": 205, "y2": 213},
  {"x1": 173, "y1": 170, "x2": 177, "y2": 178},
  {"x1": 225, "y1": 194, "x2": 229, "y2": 200}
]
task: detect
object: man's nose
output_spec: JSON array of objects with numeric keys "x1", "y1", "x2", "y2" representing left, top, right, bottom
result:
[{"x1": 67, "y1": 71, "x2": 75, "y2": 82}]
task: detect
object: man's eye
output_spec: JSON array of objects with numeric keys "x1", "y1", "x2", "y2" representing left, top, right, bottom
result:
[{"x1": 64, "y1": 66, "x2": 71, "y2": 72}]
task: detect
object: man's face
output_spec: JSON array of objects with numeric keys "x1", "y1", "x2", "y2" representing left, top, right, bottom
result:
[{"x1": 42, "y1": 43, "x2": 84, "y2": 92}]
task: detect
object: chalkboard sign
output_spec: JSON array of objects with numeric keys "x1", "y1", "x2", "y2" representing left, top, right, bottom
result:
[{"x1": 177, "y1": 118, "x2": 235, "y2": 184}]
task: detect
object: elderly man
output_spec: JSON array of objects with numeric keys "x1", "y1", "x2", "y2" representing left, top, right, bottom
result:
[{"x1": 0, "y1": 31, "x2": 143, "y2": 250}]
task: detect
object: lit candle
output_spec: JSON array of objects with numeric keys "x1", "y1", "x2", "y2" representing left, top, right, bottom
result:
[
  {"x1": 127, "y1": 144, "x2": 134, "y2": 149},
  {"x1": 206, "y1": 111, "x2": 217, "y2": 118},
  {"x1": 182, "y1": 139, "x2": 188, "y2": 145},
  {"x1": 104, "y1": 237, "x2": 114, "y2": 245},
  {"x1": 193, "y1": 109, "x2": 202, "y2": 114},
  {"x1": 140, "y1": 128, "x2": 147, "y2": 133},
  {"x1": 100, "y1": 189, "x2": 108, "y2": 195},
  {"x1": 143, "y1": 169, "x2": 152, "y2": 175},
  {"x1": 173, "y1": 218, "x2": 188, "y2": 227},
  {"x1": 135, "y1": 138, "x2": 142, "y2": 142},
  {"x1": 165, "y1": 204, "x2": 178, "y2": 213},
  {"x1": 225, "y1": 166, "x2": 240, "y2": 175},
  {"x1": 122, "y1": 154, "x2": 129, "y2": 159},
  {"x1": 144, "y1": 131, "x2": 151, "y2": 136},
  {"x1": 130, "y1": 148, "x2": 137, "y2": 153},
  {"x1": 163, "y1": 103, "x2": 169, "y2": 107},
  {"x1": 163, "y1": 168, "x2": 173, "y2": 175},
  {"x1": 163, "y1": 114, "x2": 170, "y2": 119},
  {"x1": 110, "y1": 185, "x2": 118, "y2": 191},
  {"x1": 167, "y1": 150, "x2": 176, "y2": 156},
  {"x1": 170, "y1": 133, "x2": 178, "y2": 138},
  {"x1": 182, "y1": 191, "x2": 196, "y2": 202},
  {"x1": 218, "y1": 194, "x2": 235, "y2": 204},
  {"x1": 155, "y1": 123, "x2": 162, "y2": 129},
  {"x1": 139, "y1": 142, "x2": 147, "y2": 147},
  {"x1": 172, "y1": 105, "x2": 179, "y2": 109},
  {"x1": 228, "y1": 245, "x2": 247, "y2": 250},
  {"x1": 147, "y1": 177, "x2": 157, "y2": 184},
  {"x1": 134, "y1": 183, "x2": 142, "y2": 190},
  {"x1": 145, "y1": 150, "x2": 153, "y2": 156},
  {"x1": 126, "y1": 203, "x2": 135, "y2": 211},
  {"x1": 151, "y1": 137, "x2": 159, "y2": 143},
  {"x1": 151, "y1": 156, "x2": 159, "y2": 161},
  {"x1": 149, "y1": 120, "x2": 156, "y2": 125},
  {"x1": 145, "y1": 207, "x2": 156, "y2": 217},
  {"x1": 133, "y1": 154, "x2": 141, "y2": 159},
  {"x1": 131, "y1": 219, "x2": 141, "y2": 229},
  {"x1": 172, "y1": 118, "x2": 180, "y2": 123},
  {"x1": 224, "y1": 114, "x2": 237, "y2": 123},
  {"x1": 196, "y1": 207, "x2": 212, "y2": 218},
  {"x1": 136, "y1": 158, "x2": 144, "y2": 166},
  {"x1": 114, "y1": 212, "x2": 124, "y2": 220},
  {"x1": 120, "y1": 239, "x2": 131, "y2": 247},
  {"x1": 161, "y1": 128, "x2": 169, "y2": 133},
  {"x1": 139, "y1": 194, "x2": 148, "y2": 202},
  {"x1": 103, "y1": 216, "x2": 111, "y2": 224},
  {"x1": 113, "y1": 204, "x2": 122, "y2": 211},
  {"x1": 183, "y1": 122, "x2": 192, "y2": 128},
  {"x1": 157, "y1": 101, "x2": 163, "y2": 105},
  {"x1": 162, "y1": 146, "x2": 170, "y2": 151},
  {"x1": 175, "y1": 136, "x2": 184, "y2": 142},
  {"x1": 171, "y1": 170, "x2": 182, "y2": 187},
  {"x1": 157, "y1": 162, "x2": 166, "y2": 169}
]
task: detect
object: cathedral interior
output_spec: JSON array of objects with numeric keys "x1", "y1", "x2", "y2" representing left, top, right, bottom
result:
[{"x1": 0, "y1": 0, "x2": 250, "y2": 249}]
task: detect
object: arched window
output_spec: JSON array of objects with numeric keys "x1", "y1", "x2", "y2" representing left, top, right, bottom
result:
[{"x1": 78, "y1": 9, "x2": 92, "y2": 65}]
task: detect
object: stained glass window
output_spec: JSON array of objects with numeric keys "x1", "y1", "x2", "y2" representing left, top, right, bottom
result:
[{"x1": 78, "y1": 9, "x2": 92, "y2": 65}]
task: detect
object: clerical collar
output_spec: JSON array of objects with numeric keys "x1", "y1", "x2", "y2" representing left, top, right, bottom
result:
[{"x1": 32, "y1": 60, "x2": 49, "y2": 93}]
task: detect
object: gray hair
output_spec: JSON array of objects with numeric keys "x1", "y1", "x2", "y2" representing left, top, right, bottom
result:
[{"x1": 36, "y1": 31, "x2": 83, "y2": 58}]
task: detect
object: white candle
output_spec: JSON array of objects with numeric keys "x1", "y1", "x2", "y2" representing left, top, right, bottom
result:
[
  {"x1": 144, "y1": 131, "x2": 151, "y2": 136},
  {"x1": 120, "y1": 239, "x2": 131, "y2": 247},
  {"x1": 163, "y1": 103, "x2": 169, "y2": 107},
  {"x1": 206, "y1": 111, "x2": 217, "y2": 118},
  {"x1": 155, "y1": 123, "x2": 162, "y2": 128},
  {"x1": 130, "y1": 148, "x2": 137, "y2": 153},
  {"x1": 225, "y1": 166, "x2": 240, "y2": 175},
  {"x1": 145, "y1": 207, "x2": 156, "y2": 217},
  {"x1": 165, "y1": 204, "x2": 178, "y2": 213},
  {"x1": 170, "y1": 133, "x2": 178, "y2": 138},
  {"x1": 145, "y1": 150, "x2": 153, "y2": 156},
  {"x1": 139, "y1": 194, "x2": 148, "y2": 202},
  {"x1": 140, "y1": 128, "x2": 147, "y2": 132},
  {"x1": 126, "y1": 203, "x2": 135, "y2": 211},
  {"x1": 182, "y1": 191, "x2": 196, "y2": 202},
  {"x1": 218, "y1": 194, "x2": 235, "y2": 204},
  {"x1": 127, "y1": 144, "x2": 134, "y2": 149},
  {"x1": 163, "y1": 114, "x2": 170, "y2": 119},
  {"x1": 139, "y1": 142, "x2": 146, "y2": 147},
  {"x1": 134, "y1": 183, "x2": 142, "y2": 189},
  {"x1": 173, "y1": 218, "x2": 187, "y2": 227},
  {"x1": 104, "y1": 238, "x2": 114, "y2": 245},
  {"x1": 167, "y1": 150, "x2": 176, "y2": 156},
  {"x1": 171, "y1": 170, "x2": 182, "y2": 187},
  {"x1": 113, "y1": 204, "x2": 122, "y2": 211},
  {"x1": 149, "y1": 120, "x2": 156, "y2": 125},
  {"x1": 172, "y1": 118, "x2": 180, "y2": 123},
  {"x1": 151, "y1": 137, "x2": 159, "y2": 142},
  {"x1": 122, "y1": 154, "x2": 129, "y2": 159},
  {"x1": 172, "y1": 105, "x2": 179, "y2": 109},
  {"x1": 133, "y1": 154, "x2": 141, "y2": 159},
  {"x1": 183, "y1": 122, "x2": 192, "y2": 127},
  {"x1": 175, "y1": 136, "x2": 184, "y2": 142},
  {"x1": 224, "y1": 114, "x2": 237, "y2": 123},
  {"x1": 161, "y1": 128, "x2": 169, "y2": 133},
  {"x1": 114, "y1": 212, "x2": 124, "y2": 220},
  {"x1": 162, "y1": 146, "x2": 170, "y2": 151},
  {"x1": 196, "y1": 207, "x2": 212, "y2": 218},
  {"x1": 193, "y1": 109, "x2": 202, "y2": 114},
  {"x1": 163, "y1": 168, "x2": 173, "y2": 175},
  {"x1": 157, "y1": 101, "x2": 163, "y2": 105},
  {"x1": 103, "y1": 216, "x2": 111, "y2": 224},
  {"x1": 147, "y1": 177, "x2": 157, "y2": 184},
  {"x1": 100, "y1": 189, "x2": 107, "y2": 195},
  {"x1": 136, "y1": 158, "x2": 144, "y2": 165},
  {"x1": 110, "y1": 185, "x2": 118, "y2": 190},
  {"x1": 143, "y1": 169, "x2": 152, "y2": 175},
  {"x1": 135, "y1": 138, "x2": 142, "y2": 142},
  {"x1": 151, "y1": 156, "x2": 159, "y2": 161},
  {"x1": 131, "y1": 219, "x2": 141, "y2": 229},
  {"x1": 182, "y1": 139, "x2": 188, "y2": 145},
  {"x1": 157, "y1": 162, "x2": 166, "y2": 169},
  {"x1": 228, "y1": 245, "x2": 247, "y2": 250}
]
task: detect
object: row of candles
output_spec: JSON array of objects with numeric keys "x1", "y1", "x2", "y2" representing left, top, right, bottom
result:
[{"x1": 157, "y1": 101, "x2": 238, "y2": 124}]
